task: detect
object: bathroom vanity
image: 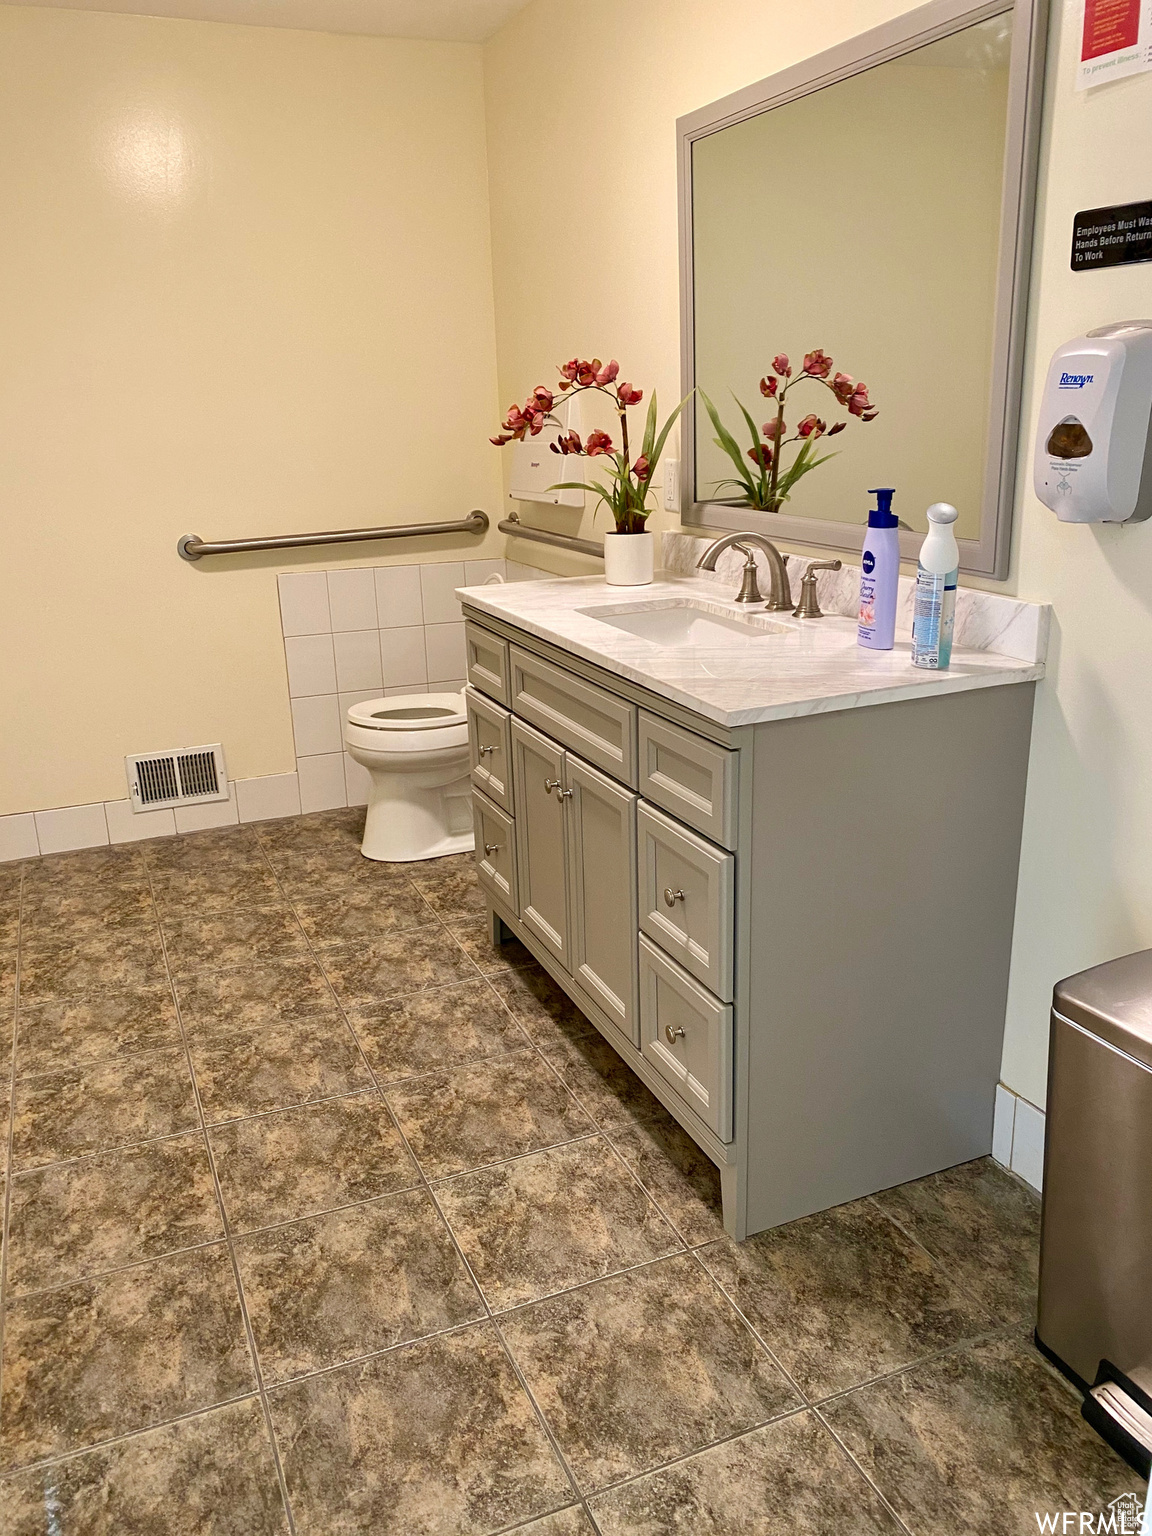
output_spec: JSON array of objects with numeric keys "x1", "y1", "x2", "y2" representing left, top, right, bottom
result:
[{"x1": 461, "y1": 568, "x2": 1044, "y2": 1240}]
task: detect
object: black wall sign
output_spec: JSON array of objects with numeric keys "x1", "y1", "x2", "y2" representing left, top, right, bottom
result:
[{"x1": 1072, "y1": 200, "x2": 1152, "y2": 272}]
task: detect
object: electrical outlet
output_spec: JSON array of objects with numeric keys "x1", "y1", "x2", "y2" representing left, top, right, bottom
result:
[{"x1": 663, "y1": 457, "x2": 679, "y2": 511}]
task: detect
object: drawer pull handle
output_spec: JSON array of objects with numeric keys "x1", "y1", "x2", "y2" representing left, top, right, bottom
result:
[
  {"x1": 663, "y1": 887, "x2": 686, "y2": 907},
  {"x1": 543, "y1": 778, "x2": 563, "y2": 794},
  {"x1": 665, "y1": 1024, "x2": 686, "y2": 1044},
  {"x1": 478, "y1": 744, "x2": 496, "y2": 756},
  {"x1": 484, "y1": 842, "x2": 500, "y2": 856},
  {"x1": 557, "y1": 788, "x2": 573, "y2": 800}
]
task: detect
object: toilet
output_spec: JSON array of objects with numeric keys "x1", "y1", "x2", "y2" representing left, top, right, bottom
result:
[{"x1": 344, "y1": 692, "x2": 474, "y2": 862}]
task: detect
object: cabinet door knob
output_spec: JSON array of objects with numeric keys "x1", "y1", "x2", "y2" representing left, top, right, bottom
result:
[
  {"x1": 665, "y1": 1024, "x2": 686, "y2": 1044},
  {"x1": 557, "y1": 788, "x2": 574, "y2": 800},
  {"x1": 484, "y1": 842, "x2": 500, "y2": 856},
  {"x1": 543, "y1": 778, "x2": 563, "y2": 795},
  {"x1": 478, "y1": 744, "x2": 495, "y2": 756},
  {"x1": 663, "y1": 887, "x2": 686, "y2": 907}
]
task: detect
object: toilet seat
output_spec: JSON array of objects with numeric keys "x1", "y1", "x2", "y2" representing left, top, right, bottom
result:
[{"x1": 347, "y1": 693, "x2": 466, "y2": 731}]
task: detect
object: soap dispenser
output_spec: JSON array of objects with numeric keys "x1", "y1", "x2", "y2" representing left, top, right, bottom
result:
[{"x1": 857, "y1": 487, "x2": 900, "y2": 650}]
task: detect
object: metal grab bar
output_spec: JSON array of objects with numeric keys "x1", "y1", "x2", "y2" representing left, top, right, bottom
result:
[
  {"x1": 498, "y1": 511, "x2": 603, "y2": 558},
  {"x1": 177, "y1": 510, "x2": 489, "y2": 561}
]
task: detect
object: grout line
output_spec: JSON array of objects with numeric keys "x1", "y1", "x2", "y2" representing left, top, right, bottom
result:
[
  {"x1": 863, "y1": 1194, "x2": 1006, "y2": 1327},
  {"x1": 0, "y1": 860, "x2": 26, "y2": 1446},
  {"x1": 425, "y1": 1129, "x2": 604, "y2": 1187},
  {"x1": 144, "y1": 858, "x2": 299, "y2": 1536},
  {"x1": 684, "y1": 1247, "x2": 810, "y2": 1408},
  {"x1": 811, "y1": 1406, "x2": 917, "y2": 1536},
  {"x1": 6, "y1": 1235, "x2": 233, "y2": 1305}
]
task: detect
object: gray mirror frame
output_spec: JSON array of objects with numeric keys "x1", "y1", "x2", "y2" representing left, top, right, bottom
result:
[{"x1": 677, "y1": 0, "x2": 1048, "y2": 579}]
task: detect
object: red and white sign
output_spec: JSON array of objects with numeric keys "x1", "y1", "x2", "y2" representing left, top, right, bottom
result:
[{"x1": 1078, "y1": 0, "x2": 1152, "y2": 88}]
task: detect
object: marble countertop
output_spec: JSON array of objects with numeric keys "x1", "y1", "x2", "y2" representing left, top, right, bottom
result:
[{"x1": 457, "y1": 571, "x2": 1046, "y2": 729}]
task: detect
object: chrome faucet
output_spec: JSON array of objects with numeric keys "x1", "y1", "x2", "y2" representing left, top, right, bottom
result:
[{"x1": 695, "y1": 532, "x2": 793, "y2": 611}]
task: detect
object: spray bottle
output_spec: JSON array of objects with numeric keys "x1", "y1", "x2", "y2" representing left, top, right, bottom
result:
[{"x1": 911, "y1": 502, "x2": 959, "y2": 669}]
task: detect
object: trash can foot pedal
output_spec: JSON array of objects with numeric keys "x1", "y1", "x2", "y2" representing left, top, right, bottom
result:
[{"x1": 1082, "y1": 1370, "x2": 1152, "y2": 1479}]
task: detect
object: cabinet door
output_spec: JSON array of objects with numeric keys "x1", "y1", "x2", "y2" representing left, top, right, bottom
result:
[
  {"x1": 466, "y1": 687, "x2": 512, "y2": 812},
  {"x1": 511, "y1": 717, "x2": 571, "y2": 968},
  {"x1": 566, "y1": 753, "x2": 639, "y2": 1045}
]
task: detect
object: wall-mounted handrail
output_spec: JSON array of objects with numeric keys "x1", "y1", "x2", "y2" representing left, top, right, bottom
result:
[
  {"x1": 177, "y1": 510, "x2": 489, "y2": 561},
  {"x1": 498, "y1": 511, "x2": 603, "y2": 558}
]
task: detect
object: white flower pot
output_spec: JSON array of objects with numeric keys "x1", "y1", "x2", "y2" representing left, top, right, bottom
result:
[{"x1": 603, "y1": 529, "x2": 655, "y2": 586}]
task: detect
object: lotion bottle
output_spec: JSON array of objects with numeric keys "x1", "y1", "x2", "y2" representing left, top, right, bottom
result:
[
  {"x1": 857, "y1": 487, "x2": 900, "y2": 650},
  {"x1": 911, "y1": 502, "x2": 960, "y2": 669}
]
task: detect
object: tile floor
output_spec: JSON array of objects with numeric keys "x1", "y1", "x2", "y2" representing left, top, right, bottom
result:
[{"x1": 0, "y1": 811, "x2": 1136, "y2": 1534}]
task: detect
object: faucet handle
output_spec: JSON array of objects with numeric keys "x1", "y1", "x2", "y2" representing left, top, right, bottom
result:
[
  {"x1": 792, "y1": 559, "x2": 842, "y2": 619},
  {"x1": 731, "y1": 543, "x2": 764, "y2": 605}
]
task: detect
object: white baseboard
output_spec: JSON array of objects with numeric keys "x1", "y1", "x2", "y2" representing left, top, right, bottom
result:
[{"x1": 992, "y1": 1082, "x2": 1045, "y2": 1192}]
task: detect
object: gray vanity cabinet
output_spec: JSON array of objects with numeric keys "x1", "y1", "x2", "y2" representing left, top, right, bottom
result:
[{"x1": 511, "y1": 718, "x2": 570, "y2": 967}]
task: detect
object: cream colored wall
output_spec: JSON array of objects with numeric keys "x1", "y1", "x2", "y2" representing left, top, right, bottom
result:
[
  {"x1": 0, "y1": 4, "x2": 503, "y2": 814},
  {"x1": 484, "y1": 0, "x2": 1152, "y2": 1110}
]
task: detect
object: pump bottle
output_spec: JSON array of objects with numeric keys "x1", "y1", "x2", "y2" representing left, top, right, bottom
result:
[{"x1": 857, "y1": 487, "x2": 900, "y2": 650}]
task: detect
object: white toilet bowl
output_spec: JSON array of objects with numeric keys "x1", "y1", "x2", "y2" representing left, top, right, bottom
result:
[{"x1": 344, "y1": 692, "x2": 474, "y2": 862}]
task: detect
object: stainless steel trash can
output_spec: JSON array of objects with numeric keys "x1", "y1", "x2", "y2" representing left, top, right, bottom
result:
[{"x1": 1036, "y1": 950, "x2": 1152, "y2": 1477}]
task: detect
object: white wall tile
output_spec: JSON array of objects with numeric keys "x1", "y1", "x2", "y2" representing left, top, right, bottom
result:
[
  {"x1": 0, "y1": 813, "x2": 39, "y2": 862},
  {"x1": 375, "y1": 565, "x2": 423, "y2": 628},
  {"x1": 175, "y1": 785, "x2": 239, "y2": 832},
  {"x1": 1011, "y1": 1097, "x2": 1046, "y2": 1192},
  {"x1": 333, "y1": 630, "x2": 383, "y2": 693},
  {"x1": 327, "y1": 568, "x2": 378, "y2": 633},
  {"x1": 285, "y1": 634, "x2": 337, "y2": 698},
  {"x1": 382, "y1": 626, "x2": 427, "y2": 688},
  {"x1": 291, "y1": 694, "x2": 343, "y2": 757},
  {"x1": 105, "y1": 799, "x2": 177, "y2": 844},
  {"x1": 344, "y1": 750, "x2": 372, "y2": 808},
  {"x1": 506, "y1": 560, "x2": 552, "y2": 582},
  {"x1": 34, "y1": 802, "x2": 109, "y2": 855},
  {"x1": 278, "y1": 572, "x2": 331, "y2": 636},
  {"x1": 465, "y1": 559, "x2": 506, "y2": 586},
  {"x1": 419, "y1": 561, "x2": 465, "y2": 625},
  {"x1": 425, "y1": 621, "x2": 466, "y2": 683},
  {"x1": 992, "y1": 1085, "x2": 1015, "y2": 1168},
  {"x1": 298, "y1": 753, "x2": 348, "y2": 813},
  {"x1": 236, "y1": 773, "x2": 300, "y2": 823}
]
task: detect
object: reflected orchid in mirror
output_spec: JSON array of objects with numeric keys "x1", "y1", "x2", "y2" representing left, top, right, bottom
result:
[
  {"x1": 492, "y1": 357, "x2": 690, "y2": 533},
  {"x1": 700, "y1": 348, "x2": 878, "y2": 513}
]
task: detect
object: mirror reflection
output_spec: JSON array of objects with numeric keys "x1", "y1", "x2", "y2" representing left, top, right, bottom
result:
[{"x1": 690, "y1": 13, "x2": 1012, "y2": 539}]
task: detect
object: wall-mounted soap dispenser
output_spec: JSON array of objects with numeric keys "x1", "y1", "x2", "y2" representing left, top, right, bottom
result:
[
  {"x1": 1034, "y1": 320, "x2": 1152, "y2": 523},
  {"x1": 508, "y1": 390, "x2": 585, "y2": 508}
]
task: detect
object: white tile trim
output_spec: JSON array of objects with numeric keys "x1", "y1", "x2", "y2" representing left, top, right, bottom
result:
[
  {"x1": 34, "y1": 802, "x2": 109, "y2": 855},
  {"x1": 0, "y1": 813, "x2": 40, "y2": 862},
  {"x1": 991, "y1": 1081, "x2": 1045, "y2": 1192},
  {"x1": 236, "y1": 773, "x2": 301, "y2": 824}
]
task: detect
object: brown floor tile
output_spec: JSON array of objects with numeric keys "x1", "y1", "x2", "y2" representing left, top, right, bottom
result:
[
  {"x1": 385, "y1": 1050, "x2": 594, "y2": 1179},
  {"x1": 150, "y1": 863, "x2": 285, "y2": 916},
  {"x1": 0, "y1": 1244, "x2": 254, "y2": 1470},
  {"x1": 209, "y1": 1092, "x2": 419, "y2": 1232},
  {"x1": 11, "y1": 1049, "x2": 199, "y2": 1170},
  {"x1": 173, "y1": 958, "x2": 337, "y2": 1043},
  {"x1": 871, "y1": 1157, "x2": 1041, "y2": 1324},
  {"x1": 190, "y1": 1014, "x2": 373, "y2": 1123},
  {"x1": 698, "y1": 1199, "x2": 996, "y2": 1400},
  {"x1": 19, "y1": 883, "x2": 156, "y2": 939},
  {"x1": 292, "y1": 885, "x2": 437, "y2": 947},
  {"x1": 6, "y1": 1133, "x2": 221, "y2": 1294},
  {"x1": 0, "y1": 864, "x2": 25, "y2": 899},
  {"x1": 545, "y1": 1031, "x2": 668, "y2": 1134},
  {"x1": 607, "y1": 1117, "x2": 727, "y2": 1247},
  {"x1": 18, "y1": 930, "x2": 168, "y2": 1000},
  {"x1": 161, "y1": 906, "x2": 308, "y2": 977},
  {"x1": 501, "y1": 1251, "x2": 798, "y2": 1491},
  {"x1": 0, "y1": 1397, "x2": 288, "y2": 1535},
  {"x1": 268, "y1": 1322, "x2": 572, "y2": 1534},
  {"x1": 448, "y1": 915, "x2": 536, "y2": 975},
  {"x1": 140, "y1": 827, "x2": 264, "y2": 873},
  {"x1": 261, "y1": 844, "x2": 407, "y2": 895},
  {"x1": 514, "y1": 1510, "x2": 598, "y2": 1536},
  {"x1": 590, "y1": 1409, "x2": 902, "y2": 1534},
  {"x1": 20, "y1": 847, "x2": 147, "y2": 894},
  {"x1": 0, "y1": 905, "x2": 18, "y2": 947},
  {"x1": 350, "y1": 976, "x2": 529, "y2": 1083},
  {"x1": 490, "y1": 965, "x2": 598, "y2": 1050},
  {"x1": 407, "y1": 859, "x2": 487, "y2": 919},
  {"x1": 823, "y1": 1335, "x2": 1135, "y2": 1535},
  {"x1": 15, "y1": 987, "x2": 180, "y2": 1077},
  {"x1": 254, "y1": 808, "x2": 365, "y2": 853},
  {"x1": 436, "y1": 1137, "x2": 682, "y2": 1311},
  {"x1": 321, "y1": 925, "x2": 480, "y2": 1007},
  {"x1": 235, "y1": 1188, "x2": 483, "y2": 1383}
]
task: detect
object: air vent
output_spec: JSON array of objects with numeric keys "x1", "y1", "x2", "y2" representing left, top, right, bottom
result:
[{"x1": 126, "y1": 744, "x2": 228, "y2": 812}]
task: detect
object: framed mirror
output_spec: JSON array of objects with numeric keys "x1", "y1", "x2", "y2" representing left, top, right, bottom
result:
[{"x1": 677, "y1": 0, "x2": 1047, "y2": 577}]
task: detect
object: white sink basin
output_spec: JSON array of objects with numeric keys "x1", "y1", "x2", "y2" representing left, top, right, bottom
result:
[{"x1": 580, "y1": 598, "x2": 793, "y2": 648}]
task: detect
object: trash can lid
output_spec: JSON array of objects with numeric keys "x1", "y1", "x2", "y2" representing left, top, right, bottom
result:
[{"x1": 1053, "y1": 949, "x2": 1152, "y2": 1071}]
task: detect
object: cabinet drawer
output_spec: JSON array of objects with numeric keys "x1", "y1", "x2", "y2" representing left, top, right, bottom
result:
[
  {"x1": 466, "y1": 621, "x2": 511, "y2": 706},
  {"x1": 472, "y1": 790, "x2": 518, "y2": 914},
  {"x1": 639, "y1": 935, "x2": 733, "y2": 1141},
  {"x1": 638, "y1": 802, "x2": 734, "y2": 1001},
  {"x1": 510, "y1": 645, "x2": 637, "y2": 786},
  {"x1": 466, "y1": 687, "x2": 512, "y2": 813},
  {"x1": 638, "y1": 711, "x2": 739, "y2": 850}
]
